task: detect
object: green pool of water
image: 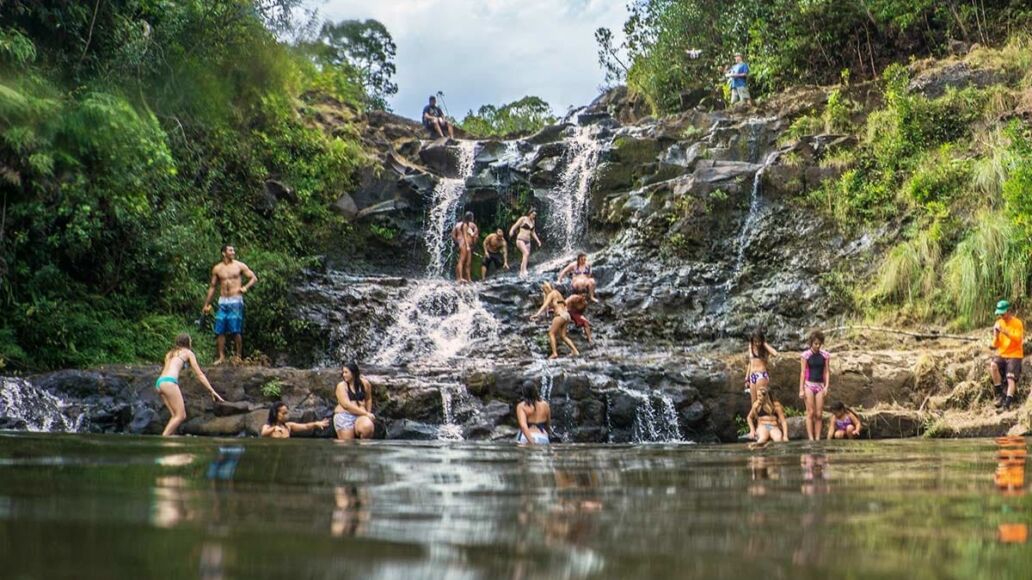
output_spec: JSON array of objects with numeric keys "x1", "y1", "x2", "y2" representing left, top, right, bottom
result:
[{"x1": 1, "y1": 433, "x2": 1030, "y2": 579}]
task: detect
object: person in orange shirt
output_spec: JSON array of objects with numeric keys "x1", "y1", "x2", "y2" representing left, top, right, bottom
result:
[{"x1": 990, "y1": 299, "x2": 1024, "y2": 411}]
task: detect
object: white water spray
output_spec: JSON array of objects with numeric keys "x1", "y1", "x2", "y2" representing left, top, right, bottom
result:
[
  {"x1": 372, "y1": 282, "x2": 499, "y2": 368},
  {"x1": 0, "y1": 377, "x2": 84, "y2": 432},
  {"x1": 425, "y1": 141, "x2": 477, "y2": 277},
  {"x1": 545, "y1": 127, "x2": 603, "y2": 252}
]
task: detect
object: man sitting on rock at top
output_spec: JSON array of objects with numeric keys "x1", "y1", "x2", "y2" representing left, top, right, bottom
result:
[{"x1": 422, "y1": 95, "x2": 454, "y2": 139}]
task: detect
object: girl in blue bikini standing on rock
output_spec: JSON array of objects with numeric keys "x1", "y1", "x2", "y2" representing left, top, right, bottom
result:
[{"x1": 154, "y1": 333, "x2": 224, "y2": 436}]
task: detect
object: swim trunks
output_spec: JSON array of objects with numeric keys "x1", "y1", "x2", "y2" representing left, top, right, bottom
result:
[
  {"x1": 333, "y1": 411, "x2": 357, "y2": 431},
  {"x1": 569, "y1": 309, "x2": 589, "y2": 328},
  {"x1": 484, "y1": 251, "x2": 504, "y2": 271},
  {"x1": 214, "y1": 296, "x2": 244, "y2": 336},
  {"x1": 995, "y1": 357, "x2": 1023, "y2": 383},
  {"x1": 748, "y1": 371, "x2": 769, "y2": 385}
]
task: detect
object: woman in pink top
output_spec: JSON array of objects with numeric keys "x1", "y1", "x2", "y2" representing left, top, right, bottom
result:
[{"x1": 798, "y1": 330, "x2": 831, "y2": 441}]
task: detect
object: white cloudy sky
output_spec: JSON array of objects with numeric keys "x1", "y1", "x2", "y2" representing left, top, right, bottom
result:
[{"x1": 312, "y1": 0, "x2": 628, "y2": 120}]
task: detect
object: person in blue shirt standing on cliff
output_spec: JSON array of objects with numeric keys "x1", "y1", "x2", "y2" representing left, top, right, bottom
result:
[{"x1": 727, "y1": 52, "x2": 751, "y2": 106}]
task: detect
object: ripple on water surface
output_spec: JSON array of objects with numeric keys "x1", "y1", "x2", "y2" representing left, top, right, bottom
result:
[{"x1": 0, "y1": 433, "x2": 1030, "y2": 579}]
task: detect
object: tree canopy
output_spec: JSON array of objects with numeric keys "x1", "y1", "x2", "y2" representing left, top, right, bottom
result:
[{"x1": 459, "y1": 96, "x2": 557, "y2": 138}]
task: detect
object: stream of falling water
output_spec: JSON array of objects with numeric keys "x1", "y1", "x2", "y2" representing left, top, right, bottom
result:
[
  {"x1": 728, "y1": 149, "x2": 780, "y2": 286},
  {"x1": 425, "y1": 141, "x2": 477, "y2": 277},
  {"x1": 437, "y1": 385, "x2": 465, "y2": 441},
  {"x1": 371, "y1": 282, "x2": 499, "y2": 368},
  {"x1": 545, "y1": 126, "x2": 603, "y2": 252},
  {"x1": 0, "y1": 377, "x2": 84, "y2": 432}
]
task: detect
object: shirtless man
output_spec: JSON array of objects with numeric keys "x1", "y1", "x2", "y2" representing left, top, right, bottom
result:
[
  {"x1": 481, "y1": 229, "x2": 509, "y2": 280},
  {"x1": 451, "y1": 212, "x2": 478, "y2": 283},
  {"x1": 202, "y1": 245, "x2": 258, "y2": 365},
  {"x1": 565, "y1": 293, "x2": 593, "y2": 344}
]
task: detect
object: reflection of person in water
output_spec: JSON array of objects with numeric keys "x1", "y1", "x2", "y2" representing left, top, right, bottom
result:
[
  {"x1": 800, "y1": 454, "x2": 829, "y2": 496},
  {"x1": 331, "y1": 485, "x2": 371, "y2": 538},
  {"x1": 995, "y1": 436, "x2": 1028, "y2": 543}
]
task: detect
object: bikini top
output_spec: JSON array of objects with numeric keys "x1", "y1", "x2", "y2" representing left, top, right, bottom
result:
[
  {"x1": 573, "y1": 264, "x2": 591, "y2": 276},
  {"x1": 756, "y1": 404, "x2": 775, "y2": 418},
  {"x1": 520, "y1": 220, "x2": 535, "y2": 231}
]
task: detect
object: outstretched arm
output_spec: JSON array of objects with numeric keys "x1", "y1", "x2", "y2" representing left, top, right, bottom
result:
[
  {"x1": 188, "y1": 352, "x2": 224, "y2": 401},
  {"x1": 286, "y1": 419, "x2": 330, "y2": 434},
  {"x1": 557, "y1": 263, "x2": 574, "y2": 284},
  {"x1": 240, "y1": 262, "x2": 257, "y2": 293},
  {"x1": 531, "y1": 293, "x2": 557, "y2": 319}
]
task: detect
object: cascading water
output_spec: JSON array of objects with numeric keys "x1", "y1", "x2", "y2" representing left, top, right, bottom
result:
[
  {"x1": 728, "y1": 149, "x2": 780, "y2": 287},
  {"x1": 545, "y1": 126, "x2": 604, "y2": 252},
  {"x1": 372, "y1": 282, "x2": 499, "y2": 368},
  {"x1": 437, "y1": 385, "x2": 464, "y2": 441},
  {"x1": 424, "y1": 141, "x2": 477, "y2": 277},
  {"x1": 0, "y1": 377, "x2": 84, "y2": 432},
  {"x1": 608, "y1": 386, "x2": 683, "y2": 444}
]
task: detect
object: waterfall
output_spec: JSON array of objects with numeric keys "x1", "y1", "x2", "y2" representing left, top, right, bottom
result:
[
  {"x1": 728, "y1": 149, "x2": 780, "y2": 287},
  {"x1": 608, "y1": 386, "x2": 683, "y2": 444},
  {"x1": 372, "y1": 281, "x2": 499, "y2": 368},
  {"x1": 424, "y1": 141, "x2": 477, "y2": 277},
  {"x1": 0, "y1": 377, "x2": 84, "y2": 432},
  {"x1": 544, "y1": 126, "x2": 603, "y2": 252},
  {"x1": 437, "y1": 385, "x2": 464, "y2": 441}
]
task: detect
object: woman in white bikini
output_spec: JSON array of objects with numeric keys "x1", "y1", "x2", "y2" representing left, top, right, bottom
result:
[
  {"x1": 154, "y1": 333, "x2": 224, "y2": 436},
  {"x1": 531, "y1": 282, "x2": 578, "y2": 359},
  {"x1": 509, "y1": 211, "x2": 542, "y2": 277}
]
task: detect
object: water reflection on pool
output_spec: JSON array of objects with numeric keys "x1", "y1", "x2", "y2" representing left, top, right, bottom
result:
[{"x1": 0, "y1": 433, "x2": 1030, "y2": 579}]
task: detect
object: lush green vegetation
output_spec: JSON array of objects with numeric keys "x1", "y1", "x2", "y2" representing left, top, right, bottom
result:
[
  {"x1": 806, "y1": 36, "x2": 1032, "y2": 328},
  {"x1": 600, "y1": 0, "x2": 1032, "y2": 114},
  {"x1": 458, "y1": 96, "x2": 556, "y2": 138},
  {"x1": 0, "y1": 1, "x2": 374, "y2": 370}
]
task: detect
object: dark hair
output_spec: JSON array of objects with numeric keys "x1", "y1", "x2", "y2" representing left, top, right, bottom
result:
[
  {"x1": 221, "y1": 244, "x2": 233, "y2": 254},
  {"x1": 429, "y1": 95, "x2": 436, "y2": 101},
  {"x1": 808, "y1": 329, "x2": 825, "y2": 346},
  {"x1": 464, "y1": 211, "x2": 474, "y2": 221},
  {"x1": 344, "y1": 362, "x2": 366, "y2": 401},
  {"x1": 521, "y1": 382, "x2": 541, "y2": 406},
  {"x1": 749, "y1": 328, "x2": 767, "y2": 361},
  {"x1": 174, "y1": 333, "x2": 192, "y2": 350},
  {"x1": 267, "y1": 401, "x2": 287, "y2": 426},
  {"x1": 830, "y1": 401, "x2": 846, "y2": 414},
  {"x1": 577, "y1": 253, "x2": 587, "y2": 262}
]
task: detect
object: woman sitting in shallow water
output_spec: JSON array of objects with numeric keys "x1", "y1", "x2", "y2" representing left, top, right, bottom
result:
[
  {"x1": 260, "y1": 401, "x2": 330, "y2": 438},
  {"x1": 747, "y1": 388, "x2": 788, "y2": 448},
  {"x1": 334, "y1": 362, "x2": 375, "y2": 440},
  {"x1": 154, "y1": 333, "x2": 224, "y2": 437},
  {"x1": 516, "y1": 383, "x2": 550, "y2": 445},
  {"x1": 531, "y1": 282, "x2": 579, "y2": 359}
]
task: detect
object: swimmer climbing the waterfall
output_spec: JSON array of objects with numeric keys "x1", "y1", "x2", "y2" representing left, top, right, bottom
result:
[
  {"x1": 451, "y1": 212, "x2": 478, "y2": 283},
  {"x1": 481, "y1": 229, "x2": 509, "y2": 280}
]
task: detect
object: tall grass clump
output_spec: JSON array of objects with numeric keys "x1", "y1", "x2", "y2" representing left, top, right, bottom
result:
[
  {"x1": 872, "y1": 226, "x2": 941, "y2": 304},
  {"x1": 944, "y1": 213, "x2": 1028, "y2": 326}
]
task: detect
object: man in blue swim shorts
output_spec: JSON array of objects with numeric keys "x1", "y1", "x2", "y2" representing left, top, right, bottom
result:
[{"x1": 202, "y1": 245, "x2": 258, "y2": 365}]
